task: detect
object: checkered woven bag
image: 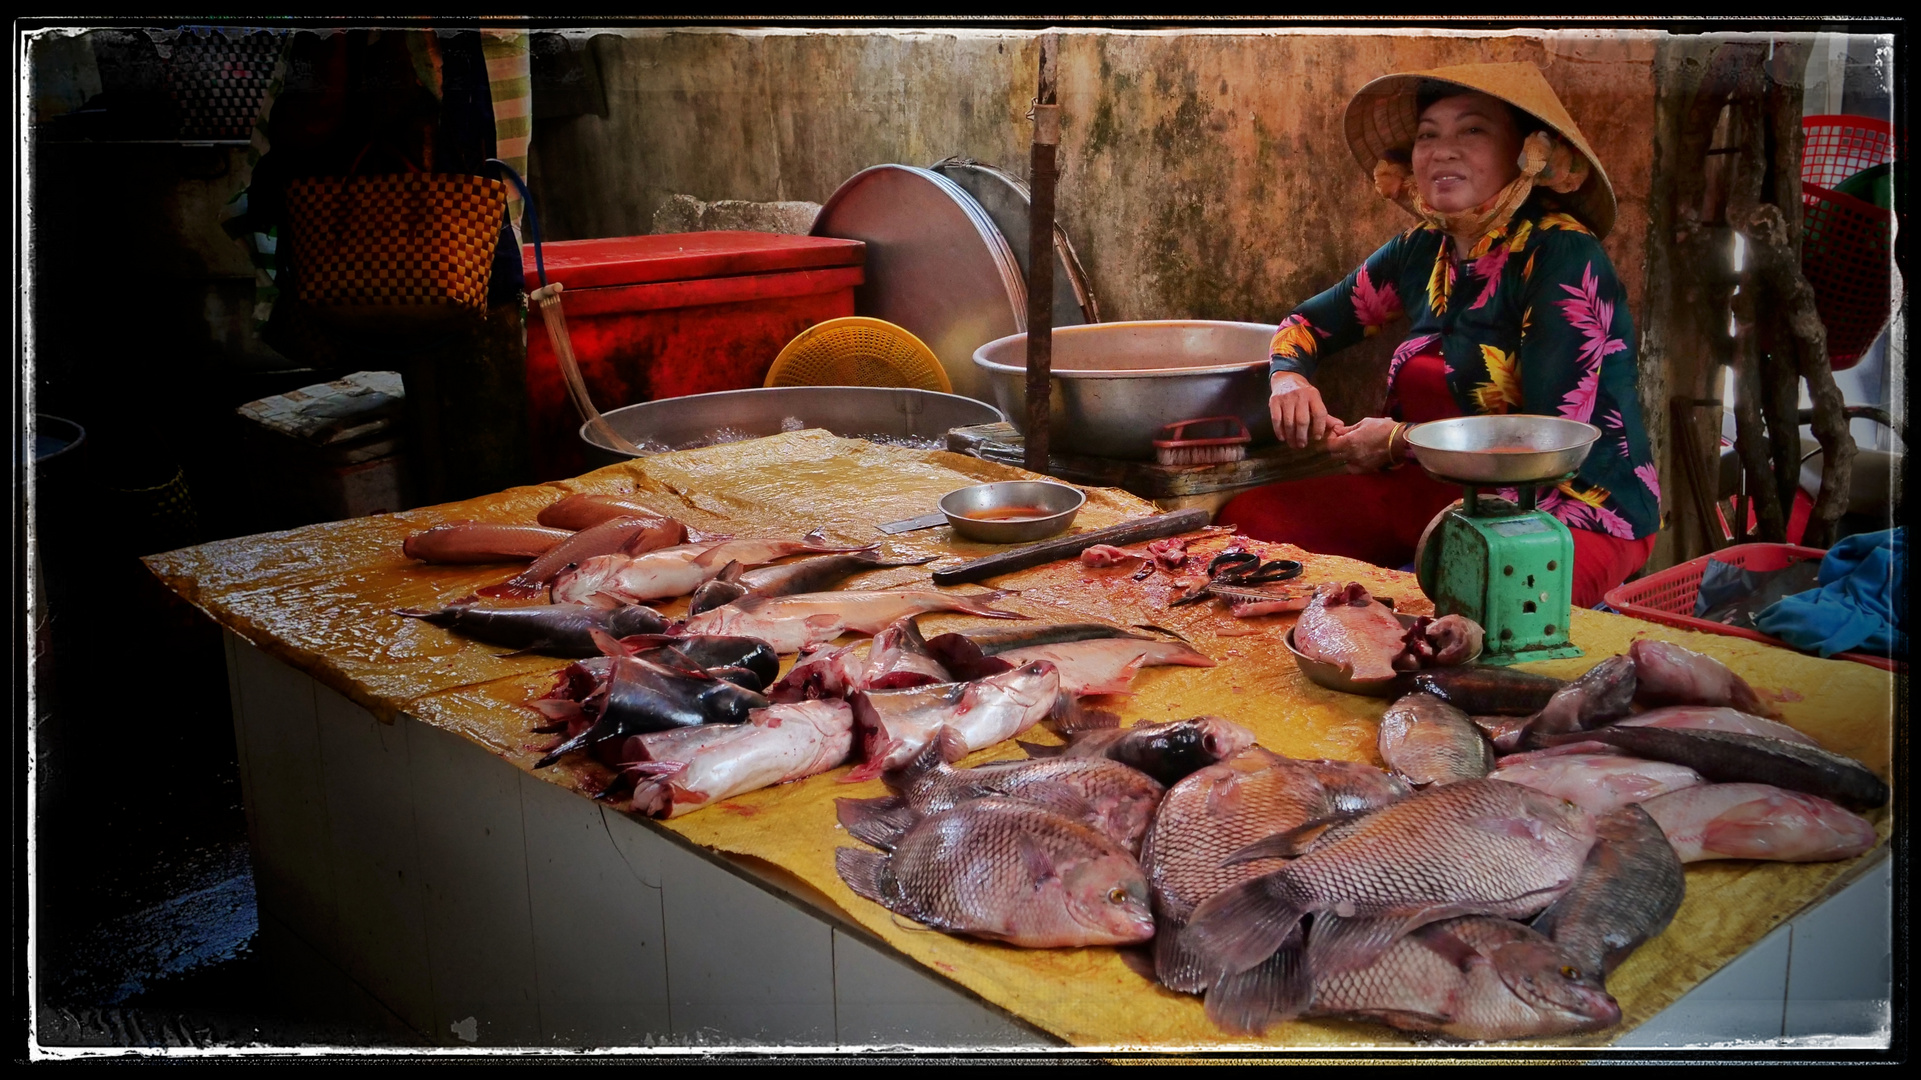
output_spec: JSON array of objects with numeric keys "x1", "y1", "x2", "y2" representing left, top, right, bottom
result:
[{"x1": 284, "y1": 170, "x2": 509, "y2": 314}]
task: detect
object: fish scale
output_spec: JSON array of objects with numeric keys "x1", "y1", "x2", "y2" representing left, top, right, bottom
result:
[{"x1": 892, "y1": 753, "x2": 1165, "y2": 855}]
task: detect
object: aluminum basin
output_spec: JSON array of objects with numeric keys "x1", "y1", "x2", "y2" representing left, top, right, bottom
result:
[
  {"x1": 972, "y1": 320, "x2": 1277, "y2": 460},
  {"x1": 1404, "y1": 416, "x2": 1602, "y2": 485},
  {"x1": 579, "y1": 386, "x2": 1005, "y2": 468}
]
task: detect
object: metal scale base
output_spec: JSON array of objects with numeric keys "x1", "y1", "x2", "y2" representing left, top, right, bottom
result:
[{"x1": 1416, "y1": 475, "x2": 1583, "y2": 666}]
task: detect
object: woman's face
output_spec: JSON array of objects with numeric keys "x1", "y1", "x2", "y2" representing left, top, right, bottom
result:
[{"x1": 1412, "y1": 92, "x2": 1525, "y2": 214}]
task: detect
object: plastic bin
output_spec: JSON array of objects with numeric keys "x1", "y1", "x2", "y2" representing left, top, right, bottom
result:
[
  {"x1": 522, "y1": 231, "x2": 865, "y2": 480},
  {"x1": 1604, "y1": 543, "x2": 1902, "y2": 672}
]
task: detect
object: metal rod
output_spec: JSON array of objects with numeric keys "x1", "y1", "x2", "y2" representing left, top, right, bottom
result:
[{"x1": 1022, "y1": 32, "x2": 1060, "y2": 475}]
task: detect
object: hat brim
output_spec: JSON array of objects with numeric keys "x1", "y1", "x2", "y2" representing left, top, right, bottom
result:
[{"x1": 1345, "y1": 62, "x2": 1617, "y2": 240}]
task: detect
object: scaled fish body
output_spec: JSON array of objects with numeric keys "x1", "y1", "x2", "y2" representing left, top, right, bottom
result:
[
  {"x1": 1486, "y1": 752, "x2": 1705, "y2": 816},
  {"x1": 1529, "y1": 804, "x2": 1686, "y2": 978},
  {"x1": 488, "y1": 516, "x2": 691, "y2": 600},
  {"x1": 1395, "y1": 666, "x2": 1568, "y2": 717},
  {"x1": 403, "y1": 522, "x2": 571, "y2": 564},
  {"x1": 1295, "y1": 583, "x2": 1410, "y2": 681},
  {"x1": 834, "y1": 796, "x2": 1156, "y2": 948},
  {"x1": 1639, "y1": 783, "x2": 1878, "y2": 863},
  {"x1": 1019, "y1": 715, "x2": 1259, "y2": 787},
  {"x1": 684, "y1": 589, "x2": 1023, "y2": 655},
  {"x1": 1612, "y1": 705, "x2": 1818, "y2": 747},
  {"x1": 1629, "y1": 639, "x2": 1780, "y2": 718},
  {"x1": 1540, "y1": 726, "x2": 1889, "y2": 811},
  {"x1": 849, "y1": 662, "x2": 1061, "y2": 778},
  {"x1": 628, "y1": 700, "x2": 854, "y2": 818},
  {"x1": 1308, "y1": 916, "x2": 1620, "y2": 1042},
  {"x1": 1378, "y1": 693, "x2": 1496, "y2": 787},
  {"x1": 396, "y1": 601, "x2": 668, "y2": 657}
]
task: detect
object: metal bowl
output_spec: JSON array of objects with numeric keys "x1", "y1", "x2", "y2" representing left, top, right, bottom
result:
[
  {"x1": 938, "y1": 481, "x2": 1086, "y2": 544},
  {"x1": 971, "y1": 320, "x2": 1278, "y2": 460},
  {"x1": 1403, "y1": 416, "x2": 1602, "y2": 485},
  {"x1": 1284, "y1": 614, "x2": 1483, "y2": 698},
  {"x1": 579, "y1": 386, "x2": 1005, "y2": 468}
]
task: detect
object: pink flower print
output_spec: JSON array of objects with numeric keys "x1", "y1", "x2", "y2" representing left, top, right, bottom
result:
[
  {"x1": 1554, "y1": 262, "x2": 1628, "y2": 423},
  {"x1": 1351, "y1": 267, "x2": 1403, "y2": 336},
  {"x1": 1468, "y1": 244, "x2": 1510, "y2": 311},
  {"x1": 1590, "y1": 504, "x2": 1638, "y2": 539},
  {"x1": 1602, "y1": 408, "x2": 1626, "y2": 430},
  {"x1": 1389, "y1": 332, "x2": 1442, "y2": 383},
  {"x1": 1635, "y1": 461, "x2": 1662, "y2": 502}
]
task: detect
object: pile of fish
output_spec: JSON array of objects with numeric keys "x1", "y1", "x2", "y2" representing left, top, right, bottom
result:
[{"x1": 1295, "y1": 583, "x2": 1484, "y2": 680}]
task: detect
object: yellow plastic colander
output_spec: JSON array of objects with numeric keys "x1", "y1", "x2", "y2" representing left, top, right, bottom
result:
[{"x1": 763, "y1": 316, "x2": 953, "y2": 393}]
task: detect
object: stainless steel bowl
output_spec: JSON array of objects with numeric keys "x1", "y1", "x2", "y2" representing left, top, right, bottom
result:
[
  {"x1": 1284, "y1": 614, "x2": 1483, "y2": 698},
  {"x1": 972, "y1": 320, "x2": 1278, "y2": 460},
  {"x1": 579, "y1": 386, "x2": 1005, "y2": 468},
  {"x1": 1404, "y1": 416, "x2": 1602, "y2": 485},
  {"x1": 939, "y1": 481, "x2": 1086, "y2": 543}
]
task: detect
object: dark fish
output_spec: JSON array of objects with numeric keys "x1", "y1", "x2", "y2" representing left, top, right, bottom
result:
[
  {"x1": 396, "y1": 600, "x2": 667, "y2": 657},
  {"x1": 1539, "y1": 726, "x2": 1889, "y2": 811},
  {"x1": 1019, "y1": 715, "x2": 1259, "y2": 787},
  {"x1": 533, "y1": 655, "x2": 768, "y2": 768},
  {"x1": 1181, "y1": 778, "x2": 1596, "y2": 1022},
  {"x1": 686, "y1": 578, "x2": 751, "y2": 616},
  {"x1": 834, "y1": 796, "x2": 1155, "y2": 948},
  {"x1": 1378, "y1": 693, "x2": 1496, "y2": 787},
  {"x1": 403, "y1": 522, "x2": 571, "y2": 564},
  {"x1": 685, "y1": 550, "x2": 936, "y2": 616},
  {"x1": 1394, "y1": 666, "x2": 1568, "y2": 716},
  {"x1": 1524, "y1": 655, "x2": 1637, "y2": 741},
  {"x1": 1629, "y1": 639, "x2": 1780, "y2": 718},
  {"x1": 609, "y1": 633, "x2": 780, "y2": 691},
  {"x1": 1529, "y1": 804, "x2": 1686, "y2": 979}
]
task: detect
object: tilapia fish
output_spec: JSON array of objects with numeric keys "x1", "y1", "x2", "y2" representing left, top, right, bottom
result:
[
  {"x1": 1394, "y1": 666, "x2": 1568, "y2": 717},
  {"x1": 847, "y1": 661, "x2": 1061, "y2": 780},
  {"x1": 1629, "y1": 639, "x2": 1780, "y2": 718},
  {"x1": 1308, "y1": 917, "x2": 1620, "y2": 1042},
  {"x1": 1612, "y1": 705, "x2": 1818, "y2": 747},
  {"x1": 1639, "y1": 783, "x2": 1878, "y2": 863},
  {"x1": 1540, "y1": 726, "x2": 1889, "y2": 811},
  {"x1": 1523, "y1": 655, "x2": 1638, "y2": 742},
  {"x1": 1529, "y1": 804, "x2": 1686, "y2": 978},
  {"x1": 403, "y1": 522, "x2": 571, "y2": 563},
  {"x1": 628, "y1": 700, "x2": 854, "y2": 818},
  {"x1": 534, "y1": 655, "x2": 769, "y2": 768},
  {"x1": 840, "y1": 728, "x2": 1166, "y2": 854},
  {"x1": 551, "y1": 534, "x2": 865, "y2": 605},
  {"x1": 395, "y1": 600, "x2": 668, "y2": 657},
  {"x1": 684, "y1": 588, "x2": 1023, "y2": 655},
  {"x1": 1378, "y1": 693, "x2": 1496, "y2": 787},
  {"x1": 1181, "y1": 778, "x2": 1597, "y2": 1022},
  {"x1": 1486, "y1": 751, "x2": 1704, "y2": 817},
  {"x1": 687, "y1": 550, "x2": 939, "y2": 615},
  {"x1": 483, "y1": 515, "x2": 690, "y2": 599},
  {"x1": 1018, "y1": 715, "x2": 1259, "y2": 787},
  {"x1": 1294, "y1": 582, "x2": 1411, "y2": 681},
  {"x1": 834, "y1": 796, "x2": 1156, "y2": 948}
]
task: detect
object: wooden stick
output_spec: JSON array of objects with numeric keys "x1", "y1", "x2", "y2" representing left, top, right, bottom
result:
[
  {"x1": 1023, "y1": 32, "x2": 1060, "y2": 475},
  {"x1": 932, "y1": 508, "x2": 1210, "y2": 587}
]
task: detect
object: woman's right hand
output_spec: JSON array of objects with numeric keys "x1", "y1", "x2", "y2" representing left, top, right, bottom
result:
[{"x1": 1269, "y1": 372, "x2": 1340, "y2": 449}]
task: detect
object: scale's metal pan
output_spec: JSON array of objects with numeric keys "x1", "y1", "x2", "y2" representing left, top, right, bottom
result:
[
  {"x1": 812, "y1": 165, "x2": 1026, "y2": 404},
  {"x1": 1404, "y1": 416, "x2": 1602, "y2": 485},
  {"x1": 929, "y1": 156, "x2": 1100, "y2": 329}
]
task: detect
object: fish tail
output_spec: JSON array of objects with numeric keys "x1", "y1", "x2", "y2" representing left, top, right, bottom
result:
[
  {"x1": 1154, "y1": 916, "x2": 1206, "y2": 993},
  {"x1": 392, "y1": 607, "x2": 435, "y2": 618},
  {"x1": 835, "y1": 796, "x2": 916, "y2": 852},
  {"x1": 1202, "y1": 932, "x2": 1311, "y2": 1035},
  {"x1": 1055, "y1": 700, "x2": 1124, "y2": 734},
  {"x1": 1016, "y1": 739, "x2": 1065, "y2": 759},
  {"x1": 882, "y1": 728, "x2": 965, "y2": 794},
  {"x1": 1180, "y1": 873, "x2": 1307, "y2": 985},
  {"x1": 835, "y1": 847, "x2": 890, "y2": 903},
  {"x1": 946, "y1": 590, "x2": 1027, "y2": 619}
]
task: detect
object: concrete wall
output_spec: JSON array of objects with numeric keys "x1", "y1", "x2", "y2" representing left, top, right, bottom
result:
[{"x1": 528, "y1": 28, "x2": 1657, "y2": 334}]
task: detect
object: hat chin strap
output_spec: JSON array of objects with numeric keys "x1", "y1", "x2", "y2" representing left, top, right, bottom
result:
[{"x1": 1374, "y1": 131, "x2": 1590, "y2": 240}]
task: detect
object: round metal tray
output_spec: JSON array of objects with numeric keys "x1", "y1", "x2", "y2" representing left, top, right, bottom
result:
[
  {"x1": 812, "y1": 165, "x2": 1026, "y2": 404},
  {"x1": 1283, "y1": 614, "x2": 1483, "y2": 698},
  {"x1": 929, "y1": 156, "x2": 1099, "y2": 328},
  {"x1": 939, "y1": 480, "x2": 1086, "y2": 544}
]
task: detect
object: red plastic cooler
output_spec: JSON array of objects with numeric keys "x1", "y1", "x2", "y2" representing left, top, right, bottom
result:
[{"x1": 522, "y1": 232, "x2": 866, "y2": 479}]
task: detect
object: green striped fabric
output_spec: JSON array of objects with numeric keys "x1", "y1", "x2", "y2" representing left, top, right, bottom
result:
[{"x1": 482, "y1": 30, "x2": 532, "y2": 232}]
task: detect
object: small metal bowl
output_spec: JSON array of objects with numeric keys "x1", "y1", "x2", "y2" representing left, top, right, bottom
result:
[
  {"x1": 939, "y1": 481, "x2": 1086, "y2": 544},
  {"x1": 1284, "y1": 614, "x2": 1483, "y2": 698},
  {"x1": 1404, "y1": 416, "x2": 1602, "y2": 485}
]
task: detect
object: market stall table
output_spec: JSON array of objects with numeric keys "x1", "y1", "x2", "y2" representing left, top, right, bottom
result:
[{"x1": 145, "y1": 431, "x2": 1895, "y2": 1050}]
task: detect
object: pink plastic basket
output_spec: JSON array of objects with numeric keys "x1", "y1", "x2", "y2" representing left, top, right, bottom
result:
[{"x1": 1604, "y1": 543, "x2": 1903, "y2": 673}]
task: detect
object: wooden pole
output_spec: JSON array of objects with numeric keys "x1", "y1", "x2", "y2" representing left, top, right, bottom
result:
[{"x1": 1023, "y1": 32, "x2": 1060, "y2": 476}]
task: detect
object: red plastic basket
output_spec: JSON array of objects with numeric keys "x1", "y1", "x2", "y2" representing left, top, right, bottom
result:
[
  {"x1": 1800, "y1": 115, "x2": 1892, "y2": 189},
  {"x1": 1798, "y1": 116, "x2": 1896, "y2": 372},
  {"x1": 1605, "y1": 543, "x2": 1903, "y2": 672}
]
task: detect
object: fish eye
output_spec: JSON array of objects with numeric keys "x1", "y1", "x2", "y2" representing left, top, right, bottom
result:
[
  {"x1": 1108, "y1": 887, "x2": 1129, "y2": 904},
  {"x1": 1560, "y1": 965, "x2": 1580, "y2": 979}
]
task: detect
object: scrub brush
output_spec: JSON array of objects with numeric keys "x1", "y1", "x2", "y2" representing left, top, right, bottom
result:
[{"x1": 1153, "y1": 416, "x2": 1251, "y2": 466}]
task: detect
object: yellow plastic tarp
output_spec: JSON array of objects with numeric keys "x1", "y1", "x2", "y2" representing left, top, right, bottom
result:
[{"x1": 145, "y1": 431, "x2": 1896, "y2": 1049}]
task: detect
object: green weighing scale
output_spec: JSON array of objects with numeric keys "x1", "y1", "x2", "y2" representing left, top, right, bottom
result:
[{"x1": 1406, "y1": 416, "x2": 1604, "y2": 667}]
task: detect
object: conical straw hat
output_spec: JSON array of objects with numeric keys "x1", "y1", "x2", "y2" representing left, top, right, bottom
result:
[{"x1": 1345, "y1": 61, "x2": 1617, "y2": 239}]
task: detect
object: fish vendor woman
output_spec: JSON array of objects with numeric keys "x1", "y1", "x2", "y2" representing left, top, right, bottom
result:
[{"x1": 1220, "y1": 62, "x2": 1659, "y2": 608}]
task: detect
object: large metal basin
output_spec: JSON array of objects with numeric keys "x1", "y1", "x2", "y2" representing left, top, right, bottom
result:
[
  {"x1": 579, "y1": 386, "x2": 1005, "y2": 468},
  {"x1": 972, "y1": 320, "x2": 1277, "y2": 460}
]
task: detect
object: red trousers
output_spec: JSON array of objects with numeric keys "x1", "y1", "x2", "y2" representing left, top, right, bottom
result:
[{"x1": 1220, "y1": 354, "x2": 1654, "y2": 607}]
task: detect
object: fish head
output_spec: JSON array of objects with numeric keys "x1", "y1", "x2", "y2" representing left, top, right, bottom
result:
[
  {"x1": 991, "y1": 661, "x2": 1062, "y2": 709},
  {"x1": 1060, "y1": 854, "x2": 1156, "y2": 945},
  {"x1": 1195, "y1": 716, "x2": 1259, "y2": 762},
  {"x1": 1489, "y1": 938, "x2": 1622, "y2": 1032}
]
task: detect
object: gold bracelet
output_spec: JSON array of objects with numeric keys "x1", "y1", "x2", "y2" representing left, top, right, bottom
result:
[{"x1": 1385, "y1": 422, "x2": 1409, "y2": 470}]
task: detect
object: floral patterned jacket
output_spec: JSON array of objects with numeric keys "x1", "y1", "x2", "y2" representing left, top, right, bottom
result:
[{"x1": 1267, "y1": 203, "x2": 1660, "y2": 540}]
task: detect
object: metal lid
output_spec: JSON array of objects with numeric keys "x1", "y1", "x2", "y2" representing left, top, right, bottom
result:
[
  {"x1": 811, "y1": 165, "x2": 1026, "y2": 403},
  {"x1": 929, "y1": 156, "x2": 1099, "y2": 328}
]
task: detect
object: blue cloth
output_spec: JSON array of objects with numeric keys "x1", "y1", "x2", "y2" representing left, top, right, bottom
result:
[{"x1": 1754, "y1": 528, "x2": 1907, "y2": 659}]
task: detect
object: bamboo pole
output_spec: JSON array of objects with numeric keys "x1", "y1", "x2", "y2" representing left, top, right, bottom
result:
[{"x1": 1023, "y1": 32, "x2": 1060, "y2": 476}]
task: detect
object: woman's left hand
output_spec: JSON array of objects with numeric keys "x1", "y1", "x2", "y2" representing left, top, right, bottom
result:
[{"x1": 1326, "y1": 417, "x2": 1401, "y2": 473}]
